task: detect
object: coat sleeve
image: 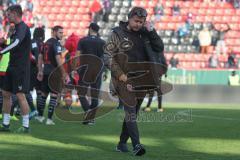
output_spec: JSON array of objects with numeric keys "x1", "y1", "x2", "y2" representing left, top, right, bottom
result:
[
  {"x1": 104, "y1": 31, "x2": 125, "y2": 79},
  {"x1": 147, "y1": 29, "x2": 164, "y2": 53}
]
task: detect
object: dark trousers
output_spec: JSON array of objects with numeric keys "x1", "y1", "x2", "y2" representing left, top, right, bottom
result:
[
  {"x1": 78, "y1": 76, "x2": 102, "y2": 112},
  {"x1": 146, "y1": 89, "x2": 162, "y2": 109},
  {"x1": 120, "y1": 98, "x2": 145, "y2": 147},
  {"x1": 113, "y1": 78, "x2": 147, "y2": 147}
]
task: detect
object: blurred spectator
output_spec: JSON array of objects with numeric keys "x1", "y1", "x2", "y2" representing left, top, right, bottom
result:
[
  {"x1": 172, "y1": 2, "x2": 180, "y2": 16},
  {"x1": 90, "y1": 0, "x2": 103, "y2": 23},
  {"x1": 233, "y1": 0, "x2": 240, "y2": 9},
  {"x1": 238, "y1": 57, "x2": 240, "y2": 68},
  {"x1": 208, "y1": 53, "x2": 219, "y2": 68},
  {"x1": 198, "y1": 26, "x2": 212, "y2": 54},
  {"x1": 102, "y1": 0, "x2": 112, "y2": 22},
  {"x1": 213, "y1": 23, "x2": 230, "y2": 55},
  {"x1": 19, "y1": 0, "x2": 27, "y2": 11},
  {"x1": 192, "y1": 35, "x2": 200, "y2": 52},
  {"x1": 226, "y1": 51, "x2": 236, "y2": 68},
  {"x1": 65, "y1": 33, "x2": 79, "y2": 60},
  {"x1": 26, "y1": 0, "x2": 33, "y2": 12},
  {"x1": 169, "y1": 54, "x2": 179, "y2": 68},
  {"x1": 228, "y1": 70, "x2": 239, "y2": 86},
  {"x1": 154, "y1": 0, "x2": 164, "y2": 22},
  {"x1": 186, "y1": 12, "x2": 193, "y2": 24},
  {"x1": 177, "y1": 21, "x2": 191, "y2": 41},
  {"x1": 64, "y1": 33, "x2": 79, "y2": 85},
  {"x1": 6, "y1": 0, "x2": 17, "y2": 6},
  {"x1": 33, "y1": 15, "x2": 47, "y2": 28}
]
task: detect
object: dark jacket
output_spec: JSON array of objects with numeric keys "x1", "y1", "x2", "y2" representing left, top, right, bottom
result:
[{"x1": 105, "y1": 21, "x2": 165, "y2": 79}]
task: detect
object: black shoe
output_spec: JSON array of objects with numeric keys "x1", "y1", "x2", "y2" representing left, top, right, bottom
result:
[
  {"x1": 116, "y1": 143, "x2": 129, "y2": 152},
  {"x1": 0, "y1": 124, "x2": 10, "y2": 132},
  {"x1": 133, "y1": 144, "x2": 146, "y2": 156},
  {"x1": 82, "y1": 120, "x2": 90, "y2": 125}
]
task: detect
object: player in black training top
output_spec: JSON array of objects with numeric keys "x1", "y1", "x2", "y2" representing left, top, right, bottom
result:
[
  {"x1": 75, "y1": 23, "x2": 105, "y2": 125},
  {"x1": 36, "y1": 25, "x2": 66, "y2": 125},
  {"x1": 0, "y1": 5, "x2": 31, "y2": 133},
  {"x1": 27, "y1": 27, "x2": 45, "y2": 119}
]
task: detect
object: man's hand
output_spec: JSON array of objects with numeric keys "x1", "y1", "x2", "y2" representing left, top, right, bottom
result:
[
  {"x1": 37, "y1": 71, "x2": 44, "y2": 81},
  {"x1": 119, "y1": 74, "x2": 127, "y2": 82},
  {"x1": 145, "y1": 21, "x2": 154, "y2": 32}
]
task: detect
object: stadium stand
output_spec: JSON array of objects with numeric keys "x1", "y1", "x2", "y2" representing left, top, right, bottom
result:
[{"x1": 33, "y1": 0, "x2": 240, "y2": 69}]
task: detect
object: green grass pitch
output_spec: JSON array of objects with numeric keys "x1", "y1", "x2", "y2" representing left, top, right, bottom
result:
[{"x1": 1, "y1": 103, "x2": 240, "y2": 160}]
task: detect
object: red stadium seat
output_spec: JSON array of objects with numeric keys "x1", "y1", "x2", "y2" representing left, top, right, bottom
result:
[
  {"x1": 208, "y1": 2, "x2": 217, "y2": 8},
  {"x1": 54, "y1": 0, "x2": 62, "y2": 6},
  {"x1": 146, "y1": 8, "x2": 153, "y2": 15},
  {"x1": 42, "y1": 6, "x2": 51, "y2": 14},
  {"x1": 47, "y1": 13, "x2": 56, "y2": 21},
  {"x1": 73, "y1": 14, "x2": 81, "y2": 21},
  {"x1": 224, "y1": 9, "x2": 235, "y2": 16},
  {"x1": 56, "y1": 14, "x2": 65, "y2": 21},
  {"x1": 60, "y1": 7, "x2": 69, "y2": 14},
  {"x1": 48, "y1": 21, "x2": 54, "y2": 28},
  {"x1": 156, "y1": 23, "x2": 168, "y2": 30},
  {"x1": 201, "y1": 62, "x2": 206, "y2": 68},
  {"x1": 198, "y1": 8, "x2": 206, "y2": 16},
  {"x1": 80, "y1": 0, "x2": 90, "y2": 7},
  {"x1": 69, "y1": 7, "x2": 78, "y2": 14},
  {"x1": 193, "y1": 1, "x2": 200, "y2": 8},
  {"x1": 222, "y1": 16, "x2": 229, "y2": 23},
  {"x1": 236, "y1": 9, "x2": 240, "y2": 16},
  {"x1": 164, "y1": 8, "x2": 172, "y2": 15},
  {"x1": 82, "y1": 14, "x2": 91, "y2": 21},
  {"x1": 165, "y1": 1, "x2": 174, "y2": 8},
  {"x1": 39, "y1": 1, "x2": 46, "y2": 7},
  {"x1": 206, "y1": 9, "x2": 214, "y2": 16},
  {"x1": 235, "y1": 39, "x2": 240, "y2": 45},
  {"x1": 62, "y1": 21, "x2": 70, "y2": 29},
  {"x1": 70, "y1": 21, "x2": 79, "y2": 29},
  {"x1": 63, "y1": 1, "x2": 72, "y2": 7},
  {"x1": 79, "y1": 21, "x2": 89, "y2": 28},
  {"x1": 195, "y1": 16, "x2": 204, "y2": 22},
  {"x1": 189, "y1": 8, "x2": 198, "y2": 15},
  {"x1": 72, "y1": 1, "x2": 80, "y2": 6},
  {"x1": 65, "y1": 14, "x2": 73, "y2": 21},
  {"x1": 77, "y1": 7, "x2": 89, "y2": 14},
  {"x1": 212, "y1": 16, "x2": 222, "y2": 23},
  {"x1": 218, "y1": 2, "x2": 233, "y2": 9},
  {"x1": 200, "y1": 2, "x2": 208, "y2": 9},
  {"x1": 231, "y1": 16, "x2": 239, "y2": 23},
  {"x1": 229, "y1": 23, "x2": 239, "y2": 31},
  {"x1": 226, "y1": 31, "x2": 240, "y2": 38},
  {"x1": 51, "y1": 7, "x2": 60, "y2": 14},
  {"x1": 215, "y1": 9, "x2": 223, "y2": 16},
  {"x1": 46, "y1": 1, "x2": 54, "y2": 7},
  {"x1": 180, "y1": 8, "x2": 189, "y2": 15},
  {"x1": 204, "y1": 16, "x2": 213, "y2": 22}
]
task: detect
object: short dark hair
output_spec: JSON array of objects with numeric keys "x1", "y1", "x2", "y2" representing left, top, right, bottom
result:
[
  {"x1": 7, "y1": 5, "x2": 23, "y2": 17},
  {"x1": 52, "y1": 25, "x2": 63, "y2": 32},
  {"x1": 89, "y1": 23, "x2": 100, "y2": 32},
  {"x1": 33, "y1": 27, "x2": 45, "y2": 41},
  {"x1": 128, "y1": 7, "x2": 148, "y2": 19}
]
